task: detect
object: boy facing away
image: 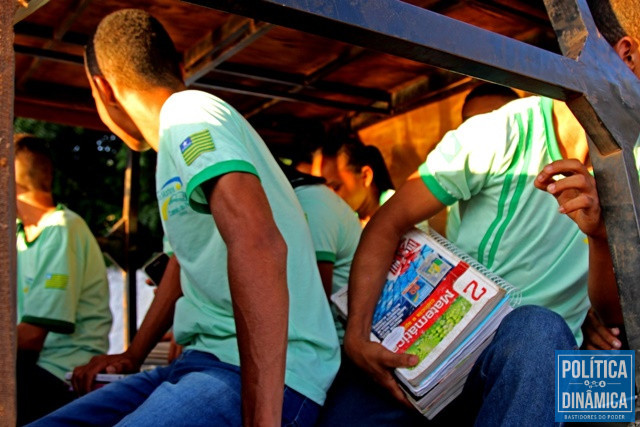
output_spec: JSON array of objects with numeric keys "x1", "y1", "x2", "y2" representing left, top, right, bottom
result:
[{"x1": 32, "y1": 9, "x2": 339, "y2": 427}]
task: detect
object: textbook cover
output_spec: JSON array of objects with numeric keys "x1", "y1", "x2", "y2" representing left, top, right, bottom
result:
[
  {"x1": 371, "y1": 229, "x2": 509, "y2": 386},
  {"x1": 331, "y1": 227, "x2": 518, "y2": 418}
]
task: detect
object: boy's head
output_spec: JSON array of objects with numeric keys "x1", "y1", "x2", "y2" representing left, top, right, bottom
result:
[
  {"x1": 461, "y1": 83, "x2": 519, "y2": 122},
  {"x1": 14, "y1": 134, "x2": 53, "y2": 194},
  {"x1": 587, "y1": 0, "x2": 640, "y2": 77},
  {"x1": 87, "y1": 9, "x2": 182, "y2": 91},
  {"x1": 84, "y1": 9, "x2": 183, "y2": 151}
]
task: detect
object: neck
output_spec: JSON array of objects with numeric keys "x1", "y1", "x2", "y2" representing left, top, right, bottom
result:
[
  {"x1": 117, "y1": 83, "x2": 186, "y2": 151},
  {"x1": 17, "y1": 192, "x2": 56, "y2": 241},
  {"x1": 552, "y1": 99, "x2": 590, "y2": 165},
  {"x1": 357, "y1": 191, "x2": 380, "y2": 223}
]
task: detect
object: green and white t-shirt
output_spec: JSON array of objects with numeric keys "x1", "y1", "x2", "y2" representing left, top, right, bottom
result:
[
  {"x1": 16, "y1": 205, "x2": 112, "y2": 381},
  {"x1": 156, "y1": 90, "x2": 340, "y2": 405},
  {"x1": 419, "y1": 96, "x2": 590, "y2": 344},
  {"x1": 294, "y1": 184, "x2": 362, "y2": 341}
]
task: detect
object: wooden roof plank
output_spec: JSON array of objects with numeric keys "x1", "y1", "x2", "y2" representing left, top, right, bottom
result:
[
  {"x1": 17, "y1": 0, "x2": 92, "y2": 88},
  {"x1": 183, "y1": 16, "x2": 273, "y2": 86}
]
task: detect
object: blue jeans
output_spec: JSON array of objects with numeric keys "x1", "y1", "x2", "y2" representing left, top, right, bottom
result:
[
  {"x1": 29, "y1": 350, "x2": 320, "y2": 426},
  {"x1": 317, "y1": 305, "x2": 577, "y2": 426}
]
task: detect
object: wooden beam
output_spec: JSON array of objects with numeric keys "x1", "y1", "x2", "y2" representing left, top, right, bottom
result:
[
  {"x1": 17, "y1": 0, "x2": 92, "y2": 88},
  {"x1": 192, "y1": 78, "x2": 389, "y2": 114},
  {"x1": 214, "y1": 62, "x2": 391, "y2": 104},
  {"x1": 350, "y1": 76, "x2": 475, "y2": 130},
  {"x1": 122, "y1": 150, "x2": 140, "y2": 343},
  {"x1": 183, "y1": 16, "x2": 273, "y2": 86},
  {"x1": 244, "y1": 46, "x2": 374, "y2": 118},
  {"x1": 0, "y1": 0, "x2": 17, "y2": 423},
  {"x1": 14, "y1": 95, "x2": 107, "y2": 131}
]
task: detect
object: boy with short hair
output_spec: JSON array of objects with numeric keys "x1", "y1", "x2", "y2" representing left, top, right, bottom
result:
[
  {"x1": 343, "y1": 0, "x2": 639, "y2": 423},
  {"x1": 33, "y1": 9, "x2": 339, "y2": 427},
  {"x1": 15, "y1": 134, "x2": 112, "y2": 425}
]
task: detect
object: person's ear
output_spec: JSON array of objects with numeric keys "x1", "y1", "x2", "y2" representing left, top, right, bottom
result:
[
  {"x1": 613, "y1": 36, "x2": 640, "y2": 76},
  {"x1": 361, "y1": 165, "x2": 374, "y2": 188},
  {"x1": 92, "y1": 75, "x2": 118, "y2": 106}
]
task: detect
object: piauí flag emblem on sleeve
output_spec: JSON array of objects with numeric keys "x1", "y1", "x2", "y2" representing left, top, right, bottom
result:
[{"x1": 180, "y1": 130, "x2": 215, "y2": 166}]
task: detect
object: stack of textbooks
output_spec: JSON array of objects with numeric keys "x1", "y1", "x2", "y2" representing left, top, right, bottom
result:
[{"x1": 332, "y1": 227, "x2": 518, "y2": 419}]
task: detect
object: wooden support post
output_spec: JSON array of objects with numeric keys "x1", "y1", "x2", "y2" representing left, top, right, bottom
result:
[
  {"x1": 123, "y1": 149, "x2": 140, "y2": 343},
  {"x1": 0, "y1": 1, "x2": 16, "y2": 424}
]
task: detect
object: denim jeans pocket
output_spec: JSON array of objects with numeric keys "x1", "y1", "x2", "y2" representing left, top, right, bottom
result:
[{"x1": 282, "y1": 386, "x2": 320, "y2": 427}]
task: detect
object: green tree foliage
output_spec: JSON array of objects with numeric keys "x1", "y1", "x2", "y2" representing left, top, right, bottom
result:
[{"x1": 14, "y1": 118, "x2": 162, "y2": 265}]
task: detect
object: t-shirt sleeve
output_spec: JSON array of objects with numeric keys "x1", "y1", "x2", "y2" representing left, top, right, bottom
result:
[
  {"x1": 162, "y1": 98, "x2": 260, "y2": 214},
  {"x1": 300, "y1": 196, "x2": 339, "y2": 264},
  {"x1": 418, "y1": 110, "x2": 515, "y2": 206},
  {"x1": 21, "y1": 225, "x2": 80, "y2": 334}
]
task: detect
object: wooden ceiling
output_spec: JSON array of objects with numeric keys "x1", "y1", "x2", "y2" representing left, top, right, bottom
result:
[{"x1": 13, "y1": 0, "x2": 559, "y2": 147}]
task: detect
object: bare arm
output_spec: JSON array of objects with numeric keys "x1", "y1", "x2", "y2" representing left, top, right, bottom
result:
[
  {"x1": 17, "y1": 322, "x2": 48, "y2": 352},
  {"x1": 344, "y1": 173, "x2": 446, "y2": 404},
  {"x1": 204, "y1": 172, "x2": 288, "y2": 427},
  {"x1": 535, "y1": 160, "x2": 623, "y2": 325},
  {"x1": 318, "y1": 261, "x2": 334, "y2": 299},
  {"x1": 72, "y1": 255, "x2": 182, "y2": 394}
]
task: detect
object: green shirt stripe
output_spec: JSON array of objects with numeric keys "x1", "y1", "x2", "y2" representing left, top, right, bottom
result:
[
  {"x1": 487, "y1": 112, "x2": 534, "y2": 268},
  {"x1": 315, "y1": 251, "x2": 337, "y2": 263},
  {"x1": 22, "y1": 315, "x2": 75, "y2": 334},
  {"x1": 185, "y1": 160, "x2": 259, "y2": 213},
  {"x1": 477, "y1": 114, "x2": 525, "y2": 265},
  {"x1": 419, "y1": 164, "x2": 458, "y2": 206}
]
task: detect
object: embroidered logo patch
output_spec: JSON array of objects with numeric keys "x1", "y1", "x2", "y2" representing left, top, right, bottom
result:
[
  {"x1": 180, "y1": 130, "x2": 215, "y2": 166},
  {"x1": 45, "y1": 273, "x2": 68, "y2": 290}
]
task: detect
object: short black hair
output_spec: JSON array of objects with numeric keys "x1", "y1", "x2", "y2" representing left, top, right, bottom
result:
[
  {"x1": 14, "y1": 134, "x2": 53, "y2": 193},
  {"x1": 587, "y1": 0, "x2": 639, "y2": 46},
  {"x1": 89, "y1": 9, "x2": 182, "y2": 90},
  {"x1": 463, "y1": 83, "x2": 519, "y2": 106}
]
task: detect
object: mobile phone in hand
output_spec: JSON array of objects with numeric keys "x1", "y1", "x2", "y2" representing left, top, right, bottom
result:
[{"x1": 143, "y1": 252, "x2": 170, "y2": 286}]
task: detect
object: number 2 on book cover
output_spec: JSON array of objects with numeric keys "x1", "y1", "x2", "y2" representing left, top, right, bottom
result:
[{"x1": 453, "y1": 270, "x2": 497, "y2": 303}]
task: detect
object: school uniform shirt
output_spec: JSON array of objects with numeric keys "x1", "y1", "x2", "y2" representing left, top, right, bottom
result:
[
  {"x1": 156, "y1": 90, "x2": 340, "y2": 405},
  {"x1": 294, "y1": 184, "x2": 362, "y2": 341},
  {"x1": 17, "y1": 205, "x2": 112, "y2": 380},
  {"x1": 419, "y1": 96, "x2": 590, "y2": 344}
]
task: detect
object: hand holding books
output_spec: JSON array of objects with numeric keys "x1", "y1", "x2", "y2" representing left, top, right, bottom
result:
[{"x1": 343, "y1": 334, "x2": 418, "y2": 407}]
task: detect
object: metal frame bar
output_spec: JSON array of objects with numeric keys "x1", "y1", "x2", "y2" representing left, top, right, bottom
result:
[{"x1": 190, "y1": 0, "x2": 640, "y2": 383}]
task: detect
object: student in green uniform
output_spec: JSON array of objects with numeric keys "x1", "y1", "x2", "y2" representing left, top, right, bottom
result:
[
  {"x1": 280, "y1": 163, "x2": 361, "y2": 340},
  {"x1": 34, "y1": 9, "x2": 339, "y2": 427},
  {"x1": 344, "y1": 0, "x2": 640, "y2": 423},
  {"x1": 321, "y1": 139, "x2": 395, "y2": 227},
  {"x1": 15, "y1": 134, "x2": 112, "y2": 425}
]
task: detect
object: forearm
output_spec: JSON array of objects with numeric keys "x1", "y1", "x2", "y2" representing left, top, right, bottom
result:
[
  {"x1": 346, "y1": 215, "x2": 405, "y2": 343},
  {"x1": 588, "y1": 236, "x2": 623, "y2": 325},
  {"x1": 126, "y1": 255, "x2": 182, "y2": 364},
  {"x1": 228, "y1": 233, "x2": 288, "y2": 426},
  {"x1": 346, "y1": 175, "x2": 445, "y2": 346},
  {"x1": 317, "y1": 262, "x2": 334, "y2": 299},
  {"x1": 17, "y1": 322, "x2": 47, "y2": 352}
]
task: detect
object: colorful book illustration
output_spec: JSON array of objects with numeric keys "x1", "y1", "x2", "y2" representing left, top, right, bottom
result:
[{"x1": 331, "y1": 227, "x2": 517, "y2": 418}]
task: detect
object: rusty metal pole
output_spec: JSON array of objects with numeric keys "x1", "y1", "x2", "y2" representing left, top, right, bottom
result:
[{"x1": 0, "y1": 0, "x2": 17, "y2": 425}]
